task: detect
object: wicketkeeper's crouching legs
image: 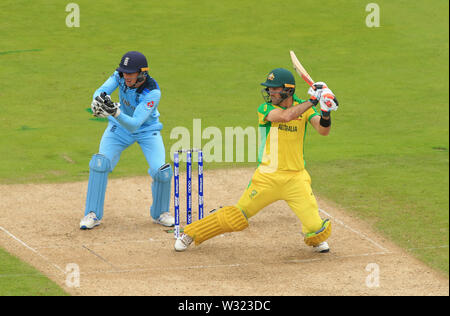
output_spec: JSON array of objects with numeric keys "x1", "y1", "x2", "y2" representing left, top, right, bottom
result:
[
  {"x1": 84, "y1": 153, "x2": 111, "y2": 220},
  {"x1": 80, "y1": 154, "x2": 111, "y2": 229},
  {"x1": 149, "y1": 163, "x2": 174, "y2": 226}
]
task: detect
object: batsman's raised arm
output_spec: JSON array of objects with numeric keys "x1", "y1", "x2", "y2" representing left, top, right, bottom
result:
[
  {"x1": 265, "y1": 98, "x2": 315, "y2": 123},
  {"x1": 260, "y1": 68, "x2": 318, "y2": 123},
  {"x1": 307, "y1": 82, "x2": 339, "y2": 136}
]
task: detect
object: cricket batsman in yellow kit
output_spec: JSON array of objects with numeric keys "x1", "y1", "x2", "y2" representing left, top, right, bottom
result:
[{"x1": 175, "y1": 68, "x2": 339, "y2": 253}]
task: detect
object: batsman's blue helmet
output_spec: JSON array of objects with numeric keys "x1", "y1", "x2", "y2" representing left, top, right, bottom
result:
[{"x1": 116, "y1": 51, "x2": 149, "y2": 74}]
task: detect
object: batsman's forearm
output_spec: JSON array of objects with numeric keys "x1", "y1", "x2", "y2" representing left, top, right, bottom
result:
[
  {"x1": 284, "y1": 101, "x2": 314, "y2": 121},
  {"x1": 318, "y1": 115, "x2": 331, "y2": 136}
]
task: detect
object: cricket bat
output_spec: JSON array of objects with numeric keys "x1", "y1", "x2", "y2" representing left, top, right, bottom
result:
[
  {"x1": 289, "y1": 50, "x2": 315, "y2": 87},
  {"x1": 290, "y1": 50, "x2": 334, "y2": 107}
]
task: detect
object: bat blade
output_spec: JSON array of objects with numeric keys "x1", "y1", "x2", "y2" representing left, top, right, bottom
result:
[{"x1": 290, "y1": 50, "x2": 315, "y2": 87}]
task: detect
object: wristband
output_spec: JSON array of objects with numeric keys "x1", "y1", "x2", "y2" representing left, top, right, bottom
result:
[
  {"x1": 320, "y1": 116, "x2": 331, "y2": 127},
  {"x1": 309, "y1": 96, "x2": 319, "y2": 106},
  {"x1": 321, "y1": 110, "x2": 330, "y2": 118}
]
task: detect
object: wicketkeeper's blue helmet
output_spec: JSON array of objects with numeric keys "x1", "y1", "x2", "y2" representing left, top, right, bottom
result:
[{"x1": 116, "y1": 51, "x2": 149, "y2": 74}]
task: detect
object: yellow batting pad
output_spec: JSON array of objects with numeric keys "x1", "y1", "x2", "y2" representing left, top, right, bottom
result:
[
  {"x1": 184, "y1": 206, "x2": 249, "y2": 245},
  {"x1": 304, "y1": 219, "x2": 331, "y2": 247}
]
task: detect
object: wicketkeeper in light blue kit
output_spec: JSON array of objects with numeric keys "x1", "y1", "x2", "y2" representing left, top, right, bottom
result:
[{"x1": 80, "y1": 51, "x2": 174, "y2": 229}]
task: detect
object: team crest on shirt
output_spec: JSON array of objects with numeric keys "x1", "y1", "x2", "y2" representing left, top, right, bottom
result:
[
  {"x1": 249, "y1": 189, "x2": 258, "y2": 199},
  {"x1": 146, "y1": 101, "x2": 154, "y2": 109}
]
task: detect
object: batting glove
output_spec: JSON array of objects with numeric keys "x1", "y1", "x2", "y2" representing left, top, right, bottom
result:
[
  {"x1": 319, "y1": 88, "x2": 339, "y2": 115},
  {"x1": 307, "y1": 82, "x2": 328, "y2": 105}
]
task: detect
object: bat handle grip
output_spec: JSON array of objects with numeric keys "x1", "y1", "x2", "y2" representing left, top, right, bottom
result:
[{"x1": 302, "y1": 75, "x2": 314, "y2": 87}]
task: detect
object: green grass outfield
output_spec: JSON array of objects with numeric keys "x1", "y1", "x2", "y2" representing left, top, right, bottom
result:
[
  {"x1": 0, "y1": 0, "x2": 448, "y2": 294},
  {"x1": 0, "y1": 248, "x2": 67, "y2": 295}
]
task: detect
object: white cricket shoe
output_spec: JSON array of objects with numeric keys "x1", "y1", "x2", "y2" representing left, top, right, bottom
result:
[
  {"x1": 80, "y1": 212, "x2": 101, "y2": 230},
  {"x1": 153, "y1": 212, "x2": 175, "y2": 227},
  {"x1": 174, "y1": 234, "x2": 193, "y2": 252},
  {"x1": 313, "y1": 241, "x2": 330, "y2": 253}
]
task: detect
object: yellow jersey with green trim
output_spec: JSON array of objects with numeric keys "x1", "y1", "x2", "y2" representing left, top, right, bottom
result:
[{"x1": 257, "y1": 95, "x2": 319, "y2": 172}]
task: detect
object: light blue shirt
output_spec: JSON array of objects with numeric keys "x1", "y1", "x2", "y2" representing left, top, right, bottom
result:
[{"x1": 93, "y1": 71, "x2": 162, "y2": 133}]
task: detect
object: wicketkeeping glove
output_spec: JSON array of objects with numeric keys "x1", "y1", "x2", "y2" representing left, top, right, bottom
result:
[
  {"x1": 91, "y1": 99, "x2": 109, "y2": 118},
  {"x1": 96, "y1": 92, "x2": 121, "y2": 118}
]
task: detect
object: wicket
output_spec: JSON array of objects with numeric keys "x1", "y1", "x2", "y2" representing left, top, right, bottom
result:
[{"x1": 173, "y1": 149, "x2": 204, "y2": 239}]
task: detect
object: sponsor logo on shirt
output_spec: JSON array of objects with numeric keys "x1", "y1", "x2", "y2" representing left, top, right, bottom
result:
[
  {"x1": 122, "y1": 99, "x2": 136, "y2": 110},
  {"x1": 147, "y1": 101, "x2": 154, "y2": 109},
  {"x1": 278, "y1": 124, "x2": 298, "y2": 132}
]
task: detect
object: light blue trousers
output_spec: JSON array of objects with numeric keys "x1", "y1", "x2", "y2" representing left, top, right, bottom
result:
[{"x1": 84, "y1": 123, "x2": 169, "y2": 220}]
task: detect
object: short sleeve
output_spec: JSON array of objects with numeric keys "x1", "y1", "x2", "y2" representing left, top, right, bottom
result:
[
  {"x1": 305, "y1": 106, "x2": 320, "y2": 122},
  {"x1": 257, "y1": 103, "x2": 276, "y2": 126}
]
